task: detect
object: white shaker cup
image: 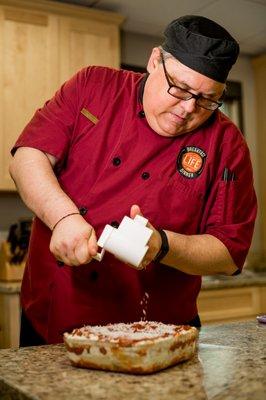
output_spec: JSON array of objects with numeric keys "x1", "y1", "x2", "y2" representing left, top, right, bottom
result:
[{"x1": 93, "y1": 215, "x2": 153, "y2": 269}]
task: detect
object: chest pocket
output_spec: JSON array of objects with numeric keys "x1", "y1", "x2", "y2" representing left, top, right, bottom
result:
[
  {"x1": 168, "y1": 172, "x2": 204, "y2": 200},
  {"x1": 145, "y1": 172, "x2": 205, "y2": 234},
  {"x1": 215, "y1": 180, "x2": 239, "y2": 224}
]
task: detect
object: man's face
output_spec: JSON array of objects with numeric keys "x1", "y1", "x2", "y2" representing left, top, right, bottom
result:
[{"x1": 143, "y1": 48, "x2": 225, "y2": 137}]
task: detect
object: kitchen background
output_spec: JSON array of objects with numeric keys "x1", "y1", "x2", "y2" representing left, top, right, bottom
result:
[{"x1": 0, "y1": 0, "x2": 265, "y2": 348}]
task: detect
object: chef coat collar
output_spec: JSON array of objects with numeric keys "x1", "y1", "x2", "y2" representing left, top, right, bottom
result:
[{"x1": 138, "y1": 73, "x2": 149, "y2": 105}]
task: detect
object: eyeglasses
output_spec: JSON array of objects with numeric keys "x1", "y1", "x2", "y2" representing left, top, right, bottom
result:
[{"x1": 161, "y1": 53, "x2": 223, "y2": 111}]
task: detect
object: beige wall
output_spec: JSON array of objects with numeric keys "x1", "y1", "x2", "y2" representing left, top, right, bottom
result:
[
  {"x1": 121, "y1": 31, "x2": 159, "y2": 67},
  {"x1": 228, "y1": 57, "x2": 260, "y2": 261},
  {"x1": 252, "y1": 55, "x2": 266, "y2": 265}
]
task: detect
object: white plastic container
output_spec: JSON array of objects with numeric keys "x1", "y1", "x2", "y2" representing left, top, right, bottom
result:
[{"x1": 93, "y1": 215, "x2": 153, "y2": 269}]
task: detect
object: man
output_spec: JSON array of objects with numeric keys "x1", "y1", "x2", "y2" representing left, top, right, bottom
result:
[{"x1": 10, "y1": 16, "x2": 257, "y2": 346}]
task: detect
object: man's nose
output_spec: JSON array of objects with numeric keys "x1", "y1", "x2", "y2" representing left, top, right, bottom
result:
[{"x1": 180, "y1": 98, "x2": 197, "y2": 113}]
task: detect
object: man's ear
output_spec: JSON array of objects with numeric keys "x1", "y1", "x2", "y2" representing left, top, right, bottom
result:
[{"x1": 147, "y1": 47, "x2": 161, "y2": 73}]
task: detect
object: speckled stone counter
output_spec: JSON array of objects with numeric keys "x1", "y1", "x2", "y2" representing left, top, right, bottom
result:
[
  {"x1": 1, "y1": 271, "x2": 265, "y2": 295},
  {"x1": 202, "y1": 270, "x2": 266, "y2": 290},
  {"x1": 1, "y1": 271, "x2": 265, "y2": 294},
  {"x1": 0, "y1": 321, "x2": 265, "y2": 400}
]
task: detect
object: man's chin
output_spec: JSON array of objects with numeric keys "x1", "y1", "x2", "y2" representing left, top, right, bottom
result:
[
  {"x1": 157, "y1": 124, "x2": 190, "y2": 137},
  {"x1": 147, "y1": 117, "x2": 190, "y2": 137},
  {"x1": 155, "y1": 130, "x2": 185, "y2": 138}
]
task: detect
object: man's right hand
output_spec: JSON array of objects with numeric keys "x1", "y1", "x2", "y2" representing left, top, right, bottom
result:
[{"x1": 49, "y1": 214, "x2": 98, "y2": 266}]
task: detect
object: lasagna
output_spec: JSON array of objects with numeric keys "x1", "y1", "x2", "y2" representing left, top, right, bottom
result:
[{"x1": 64, "y1": 321, "x2": 198, "y2": 374}]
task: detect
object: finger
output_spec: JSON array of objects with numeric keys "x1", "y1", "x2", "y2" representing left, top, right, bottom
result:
[
  {"x1": 56, "y1": 253, "x2": 83, "y2": 267},
  {"x1": 142, "y1": 258, "x2": 152, "y2": 268},
  {"x1": 139, "y1": 261, "x2": 148, "y2": 270},
  {"x1": 130, "y1": 205, "x2": 155, "y2": 231},
  {"x1": 124, "y1": 261, "x2": 145, "y2": 270},
  {"x1": 55, "y1": 252, "x2": 73, "y2": 266},
  {"x1": 66, "y1": 255, "x2": 83, "y2": 266},
  {"x1": 74, "y1": 240, "x2": 91, "y2": 264},
  {"x1": 88, "y1": 229, "x2": 98, "y2": 256},
  {"x1": 59, "y1": 241, "x2": 81, "y2": 266},
  {"x1": 50, "y1": 238, "x2": 83, "y2": 267},
  {"x1": 130, "y1": 204, "x2": 142, "y2": 219}
]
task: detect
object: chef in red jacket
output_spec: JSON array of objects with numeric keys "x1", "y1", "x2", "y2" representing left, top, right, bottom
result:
[{"x1": 10, "y1": 16, "x2": 257, "y2": 346}]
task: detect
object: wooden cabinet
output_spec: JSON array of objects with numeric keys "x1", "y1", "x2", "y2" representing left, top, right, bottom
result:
[
  {"x1": 198, "y1": 285, "x2": 266, "y2": 324},
  {"x1": 59, "y1": 15, "x2": 120, "y2": 82},
  {"x1": 0, "y1": 5, "x2": 59, "y2": 190},
  {"x1": 0, "y1": 0, "x2": 123, "y2": 190},
  {"x1": 0, "y1": 283, "x2": 21, "y2": 349}
]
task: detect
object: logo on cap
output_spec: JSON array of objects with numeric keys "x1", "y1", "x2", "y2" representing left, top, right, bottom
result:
[{"x1": 177, "y1": 146, "x2": 206, "y2": 178}]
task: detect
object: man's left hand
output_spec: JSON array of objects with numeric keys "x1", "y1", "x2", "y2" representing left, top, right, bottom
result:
[{"x1": 130, "y1": 204, "x2": 162, "y2": 269}]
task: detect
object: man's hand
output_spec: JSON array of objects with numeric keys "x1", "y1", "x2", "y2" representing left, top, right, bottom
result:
[
  {"x1": 50, "y1": 214, "x2": 98, "y2": 266},
  {"x1": 130, "y1": 204, "x2": 162, "y2": 269}
]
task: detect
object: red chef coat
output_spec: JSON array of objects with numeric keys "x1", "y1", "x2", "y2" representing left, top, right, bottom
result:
[{"x1": 12, "y1": 66, "x2": 257, "y2": 344}]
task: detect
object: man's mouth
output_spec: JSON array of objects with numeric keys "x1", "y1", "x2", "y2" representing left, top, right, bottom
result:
[{"x1": 168, "y1": 112, "x2": 187, "y2": 123}]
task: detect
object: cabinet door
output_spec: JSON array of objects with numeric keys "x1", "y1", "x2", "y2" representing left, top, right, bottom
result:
[
  {"x1": 0, "y1": 6, "x2": 59, "y2": 190},
  {"x1": 59, "y1": 16, "x2": 120, "y2": 83},
  {"x1": 0, "y1": 290, "x2": 20, "y2": 349},
  {"x1": 197, "y1": 286, "x2": 262, "y2": 323}
]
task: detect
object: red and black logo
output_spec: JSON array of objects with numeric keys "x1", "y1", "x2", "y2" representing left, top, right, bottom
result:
[{"x1": 177, "y1": 146, "x2": 206, "y2": 179}]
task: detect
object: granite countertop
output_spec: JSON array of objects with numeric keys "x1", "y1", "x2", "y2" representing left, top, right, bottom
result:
[
  {"x1": 0, "y1": 320, "x2": 265, "y2": 400},
  {"x1": 0, "y1": 271, "x2": 266, "y2": 295},
  {"x1": 202, "y1": 270, "x2": 266, "y2": 290}
]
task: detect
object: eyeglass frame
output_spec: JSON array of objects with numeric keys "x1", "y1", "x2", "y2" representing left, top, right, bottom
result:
[{"x1": 160, "y1": 52, "x2": 223, "y2": 111}]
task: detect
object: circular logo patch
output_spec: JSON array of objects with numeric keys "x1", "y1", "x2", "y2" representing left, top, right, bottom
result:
[{"x1": 177, "y1": 146, "x2": 206, "y2": 179}]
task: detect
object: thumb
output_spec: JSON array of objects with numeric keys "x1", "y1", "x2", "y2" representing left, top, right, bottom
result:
[
  {"x1": 130, "y1": 204, "x2": 142, "y2": 219},
  {"x1": 88, "y1": 229, "x2": 98, "y2": 256},
  {"x1": 130, "y1": 204, "x2": 155, "y2": 231}
]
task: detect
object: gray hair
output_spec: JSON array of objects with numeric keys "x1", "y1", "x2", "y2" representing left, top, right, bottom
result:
[{"x1": 158, "y1": 46, "x2": 175, "y2": 61}]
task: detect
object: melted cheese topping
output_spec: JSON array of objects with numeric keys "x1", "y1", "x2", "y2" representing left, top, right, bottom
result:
[{"x1": 68, "y1": 321, "x2": 192, "y2": 343}]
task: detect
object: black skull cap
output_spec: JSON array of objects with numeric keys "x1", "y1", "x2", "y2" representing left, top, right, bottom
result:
[{"x1": 162, "y1": 15, "x2": 239, "y2": 83}]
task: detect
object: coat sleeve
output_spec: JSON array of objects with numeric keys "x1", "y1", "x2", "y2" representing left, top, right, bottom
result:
[
  {"x1": 200, "y1": 132, "x2": 257, "y2": 273},
  {"x1": 11, "y1": 68, "x2": 89, "y2": 164}
]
